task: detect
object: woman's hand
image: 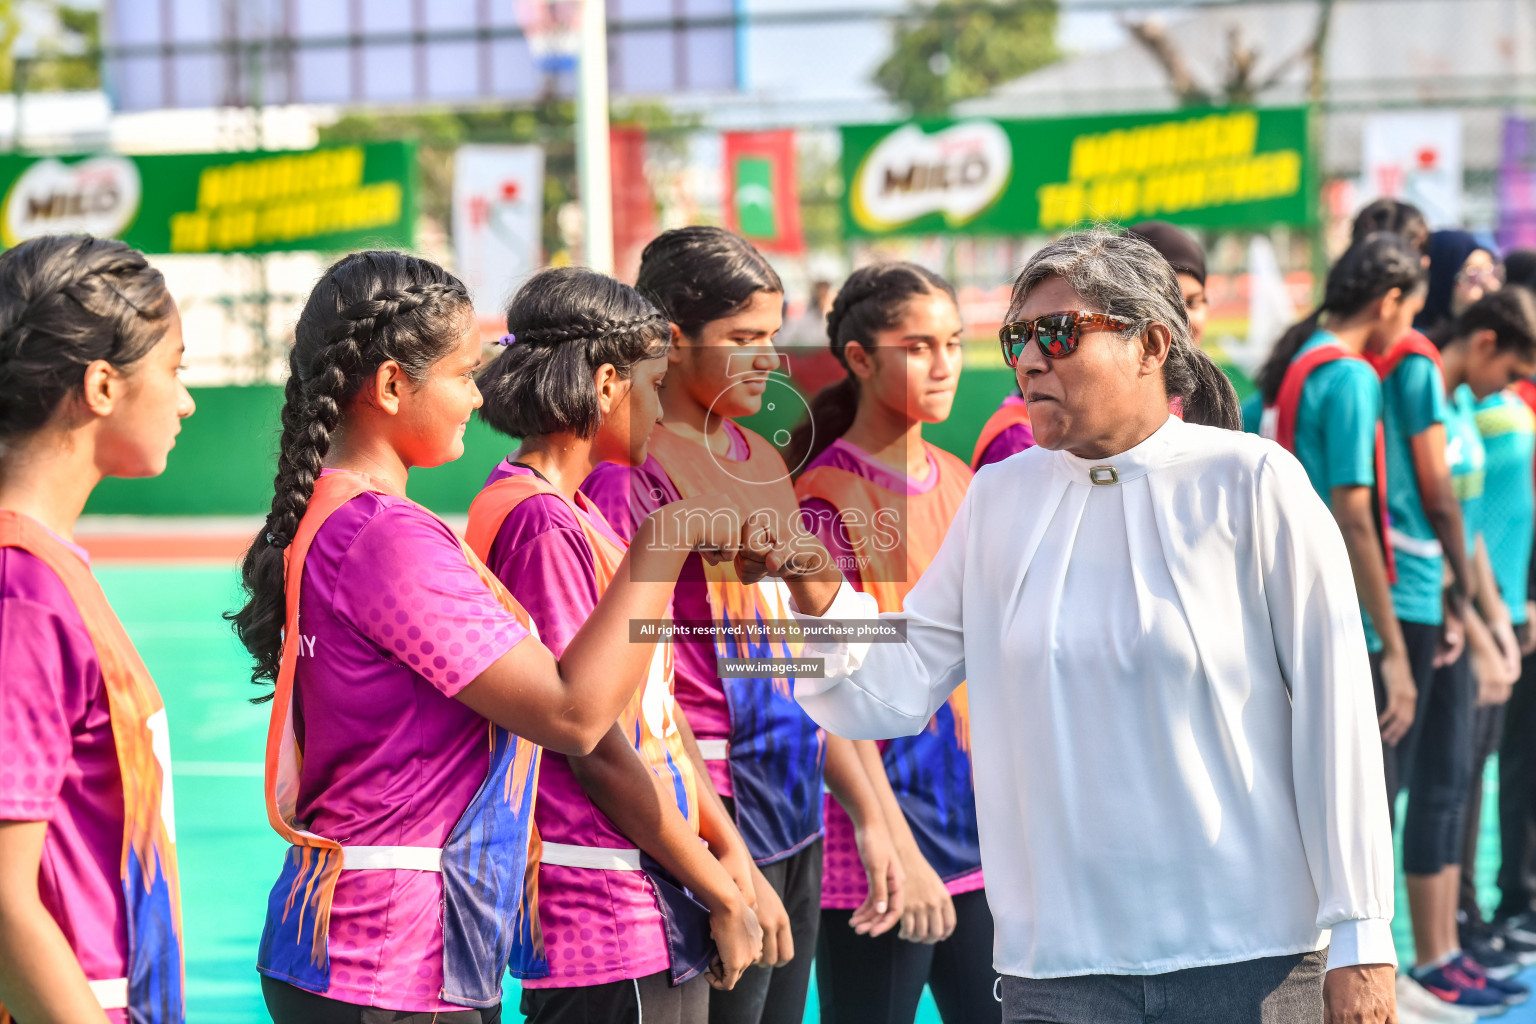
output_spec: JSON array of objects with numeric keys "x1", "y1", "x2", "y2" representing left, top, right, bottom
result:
[
  {"x1": 895, "y1": 848, "x2": 956, "y2": 945},
  {"x1": 735, "y1": 511, "x2": 830, "y2": 587},
  {"x1": 1376, "y1": 645, "x2": 1418, "y2": 746},
  {"x1": 1520, "y1": 603, "x2": 1536, "y2": 655},
  {"x1": 848, "y1": 817, "x2": 904, "y2": 938},
  {"x1": 1323, "y1": 963, "x2": 1396, "y2": 1023},
  {"x1": 750, "y1": 864, "x2": 794, "y2": 968},
  {"x1": 706, "y1": 896, "x2": 763, "y2": 991}
]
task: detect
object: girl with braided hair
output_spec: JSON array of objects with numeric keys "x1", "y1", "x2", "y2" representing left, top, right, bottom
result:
[
  {"x1": 0, "y1": 235, "x2": 194, "y2": 1024},
  {"x1": 581, "y1": 227, "x2": 896, "y2": 1024},
  {"x1": 228, "y1": 251, "x2": 749, "y2": 1024},
  {"x1": 785, "y1": 262, "x2": 1001, "y2": 1024},
  {"x1": 466, "y1": 267, "x2": 763, "y2": 1024}
]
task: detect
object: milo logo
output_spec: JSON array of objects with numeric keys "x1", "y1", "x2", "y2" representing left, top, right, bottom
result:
[
  {"x1": 2, "y1": 156, "x2": 142, "y2": 247},
  {"x1": 849, "y1": 120, "x2": 1012, "y2": 233}
]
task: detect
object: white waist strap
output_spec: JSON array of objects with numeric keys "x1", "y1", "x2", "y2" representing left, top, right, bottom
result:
[
  {"x1": 540, "y1": 841, "x2": 643, "y2": 871},
  {"x1": 90, "y1": 977, "x2": 129, "y2": 1010},
  {"x1": 1389, "y1": 527, "x2": 1444, "y2": 560},
  {"x1": 695, "y1": 739, "x2": 728, "y2": 760},
  {"x1": 337, "y1": 845, "x2": 442, "y2": 872}
]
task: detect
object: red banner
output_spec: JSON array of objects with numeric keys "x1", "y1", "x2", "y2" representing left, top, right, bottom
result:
[
  {"x1": 723, "y1": 129, "x2": 804, "y2": 254},
  {"x1": 610, "y1": 125, "x2": 656, "y2": 283}
]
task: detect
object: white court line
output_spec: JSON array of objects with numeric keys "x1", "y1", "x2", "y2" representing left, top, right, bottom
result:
[{"x1": 175, "y1": 761, "x2": 264, "y2": 777}]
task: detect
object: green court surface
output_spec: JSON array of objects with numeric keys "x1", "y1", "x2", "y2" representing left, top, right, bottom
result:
[{"x1": 100, "y1": 562, "x2": 1535, "y2": 1023}]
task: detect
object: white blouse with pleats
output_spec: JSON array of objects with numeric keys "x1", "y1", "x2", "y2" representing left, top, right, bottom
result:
[{"x1": 793, "y1": 415, "x2": 1397, "y2": 980}]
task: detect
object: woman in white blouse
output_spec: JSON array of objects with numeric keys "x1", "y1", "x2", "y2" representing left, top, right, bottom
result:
[{"x1": 758, "y1": 230, "x2": 1398, "y2": 1024}]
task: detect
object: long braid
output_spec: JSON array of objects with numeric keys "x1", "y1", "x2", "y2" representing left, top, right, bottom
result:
[{"x1": 229, "y1": 253, "x2": 472, "y2": 693}]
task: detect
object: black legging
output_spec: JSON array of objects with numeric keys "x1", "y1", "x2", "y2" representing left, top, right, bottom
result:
[
  {"x1": 262, "y1": 975, "x2": 501, "y2": 1023},
  {"x1": 1402, "y1": 650, "x2": 1477, "y2": 875},
  {"x1": 816, "y1": 888, "x2": 1000, "y2": 1024},
  {"x1": 1498, "y1": 650, "x2": 1536, "y2": 920}
]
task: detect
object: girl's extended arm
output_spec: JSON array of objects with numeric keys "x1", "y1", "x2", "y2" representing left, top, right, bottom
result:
[{"x1": 458, "y1": 498, "x2": 739, "y2": 755}]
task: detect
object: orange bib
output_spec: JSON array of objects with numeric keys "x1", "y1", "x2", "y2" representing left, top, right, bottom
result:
[{"x1": 0, "y1": 512, "x2": 183, "y2": 1024}]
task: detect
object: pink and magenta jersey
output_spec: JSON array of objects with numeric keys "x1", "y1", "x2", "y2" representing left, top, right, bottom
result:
[
  {"x1": 581, "y1": 424, "x2": 752, "y2": 798},
  {"x1": 273, "y1": 484, "x2": 530, "y2": 1012},
  {"x1": 797, "y1": 441, "x2": 984, "y2": 909},
  {"x1": 0, "y1": 537, "x2": 130, "y2": 1023},
  {"x1": 972, "y1": 394, "x2": 1035, "y2": 471},
  {"x1": 480, "y1": 460, "x2": 681, "y2": 988}
]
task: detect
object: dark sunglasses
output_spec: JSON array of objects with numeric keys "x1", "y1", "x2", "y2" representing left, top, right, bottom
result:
[{"x1": 998, "y1": 310, "x2": 1138, "y2": 367}]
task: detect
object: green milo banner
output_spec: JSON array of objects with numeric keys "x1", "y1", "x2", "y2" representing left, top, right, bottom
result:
[
  {"x1": 0, "y1": 140, "x2": 415, "y2": 254},
  {"x1": 842, "y1": 107, "x2": 1312, "y2": 238}
]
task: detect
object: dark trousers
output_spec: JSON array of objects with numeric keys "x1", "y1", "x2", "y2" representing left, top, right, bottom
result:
[
  {"x1": 1498, "y1": 650, "x2": 1536, "y2": 920},
  {"x1": 520, "y1": 971, "x2": 709, "y2": 1024},
  {"x1": 1402, "y1": 650, "x2": 1477, "y2": 875},
  {"x1": 816, "y1": 888, "x2": 1000, "y2": 1024},
  {"x1": 1460, "y1": 702, "x2": 1506, "y2": 922},
  {"x1": 999, "y1": 950, "x2": 1326, "y2": 1024},
  {"x1": 707, "y1": 829, "x2": 823, "y2": 1024},
  {"x1": 1373, "y1": 621, "x2": 1442, "y2": 819},
  {"x1": 261, "y1": 975, "x2": 501, "y2": 1023}
]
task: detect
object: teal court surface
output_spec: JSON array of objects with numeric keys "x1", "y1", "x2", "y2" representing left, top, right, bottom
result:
[{"x1": 101, "y1": 562, "x2": 1536, "y2": 1023}]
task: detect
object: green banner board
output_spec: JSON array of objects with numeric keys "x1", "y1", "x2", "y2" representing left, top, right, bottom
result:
[
  {"x1": 0, "y1": 140, "x2": 415, "y2": 254},
  {"x1": 841, "y1": 107, "x2": 1312, "y2": 238}
]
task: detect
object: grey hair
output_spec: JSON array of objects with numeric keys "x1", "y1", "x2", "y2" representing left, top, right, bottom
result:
[{"x1": 1008, "y1": 228, "x2": 1241, "y2": 430}]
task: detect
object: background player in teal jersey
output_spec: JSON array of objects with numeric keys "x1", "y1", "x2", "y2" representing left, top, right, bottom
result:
[
  {"x1": 1253, "y1": 234, "x2": 1425, "y2": 753},
  {"x1": 1402, "y1": 289, "x2": 1536, "y2": 1012},
  {"x1": 1452, "y1": 290, "x2": 1536, "y2": 970}
]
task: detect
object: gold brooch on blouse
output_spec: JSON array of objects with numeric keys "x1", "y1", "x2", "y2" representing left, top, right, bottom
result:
[{"x1": 1089, "y1": 466, "x2": 1119, "y2": 485}]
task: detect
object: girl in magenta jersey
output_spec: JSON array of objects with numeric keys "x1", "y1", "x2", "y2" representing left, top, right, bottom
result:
[
  {"x1": 582, "y1": 227, "x2": 900, "y2": 1024},
  {"x1": 227, "y1": 251, "x2": 751, "y2": 1024},
  {"x1": 784, "y1": 263, "x2": 999, "y2": 1024},
  {"x1": 0, "y1": 236, "x2": 195, "y2": 1024},
  {"x1": 467, "y1": 267, "x2": 763, "y2": 1024}
]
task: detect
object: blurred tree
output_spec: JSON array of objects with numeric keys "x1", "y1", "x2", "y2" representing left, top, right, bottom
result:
[
  {"x1": 1122, "y1": 0, "x2": 1335, "y2": 107},
  {"x1": 875, "y1": 0, "x2": 1059, "y2": 117},
  {"x1": 0, "y1": 0, "x2": 22, "y2": 91},
  {"x1": 28, "y1": 3, "x2": 99, "y2": 91}
]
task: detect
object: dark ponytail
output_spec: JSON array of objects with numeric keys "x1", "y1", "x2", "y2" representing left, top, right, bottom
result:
[
  {"x1": 1351, "y1": 198, "x2": 1429, "y2": 255},
  {"x1": 228, "y1": 250, "x2": 471, "y2": 695},
  {"x1": 478, "y1": 267, "x2": 670, "y2": 439},
  {"x1": 635, "y1": 226, "x2": 783, "y2": 338},
  {"x1": 0, "y1": 234, "x2": 175, "y2": 442},
  {"x1": 783, "y1": 262, "x2": 957, "y2": 472},
  {"x1": 1439, "y1": 285, "x2": 1536, "y2": 358},
  {"x1": 1256, "y1": 232, "x2": 1425, "y2": 404}
]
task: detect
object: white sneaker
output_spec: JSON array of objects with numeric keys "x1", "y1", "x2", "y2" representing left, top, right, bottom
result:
[{"x1": 1397, "y1": 973, "x2": 1480, "y2": 1023}]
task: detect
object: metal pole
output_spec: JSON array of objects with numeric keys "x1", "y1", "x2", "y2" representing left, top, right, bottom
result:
[{"x1": 576, "y1": 0, "x2": 614, "y2": 274}]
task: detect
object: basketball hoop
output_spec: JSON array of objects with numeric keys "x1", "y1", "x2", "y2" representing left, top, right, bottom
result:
[{"x1": 517, "y1": 0, "x2": 583, "y2": 74}]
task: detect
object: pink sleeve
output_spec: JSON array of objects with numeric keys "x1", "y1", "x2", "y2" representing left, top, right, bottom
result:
[
  {"x1": 977, "y1": 422, "x2": 1035, "y2": 469},
  {"x1": 486, "y1": 495, "x2": 600, "y2": 659},
  {"x1": 581, "y1": 460, "x2": 679, "y2": 542},
  {"x1": 0, "y1": 553, "x2": 98, "y2": 821},
  {"x1": 334, "y1": 505, "x2": 530, "y2": 698},
  {"x1": 799, "y1": 497, "x2": 863, "y2": 590}
]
